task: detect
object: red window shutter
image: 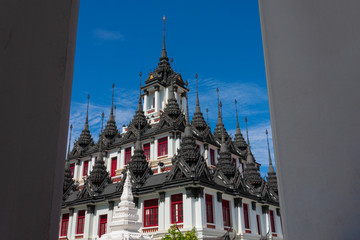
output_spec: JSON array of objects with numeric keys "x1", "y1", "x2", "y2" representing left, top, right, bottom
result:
[
  {"x1": 143, "y1": 199, "x2": 159, "y2": 227},
  {"x1": 158, "y1": 137, "x2": 168, "y2": 157},
  {"x1": 60, "y1": 213, "x2": 69, "y2": 236},
  {"x1": 256, "y1": 214, "x2": 261, "y2": 235},
  {"x1": 270, "y1": 210, "x2": 276, "y2": 232},
  {"x1": 98, "y1": 215, "x2": 107, "y2": 237},
  {"x1": 243, "y1": 203, "x2": 250, "y2": 229},
  {"x1": 125, "y1": 147, "x2": 131, "y2": 165},
  {"x1": 143, "y1": 143, "x2": 150, "y2": 161},
  {"x1": 83, "y1": 161, "x2": 89, "y2": 177},
  {"x1": 111, "y1": 157, "x2": 117, "y2": 177},
  {"x1": 232, "y1": 158, "x2": 237, "y2": 167},
  {"x1": 171, "y1": 194, "x2": 183, "y2": 224},
  {"x1": 210, "y1": 149, "x2": 215, "y2": 165},
  {"x1": 196, "y1": 144, "x2": 200, "y2": 149},
  {"x1": 70, "y1": 163, "x2": 75, "y2": 178},
  {"x1": 205, "y1": 194, "x2": 214, "y2": 223},
  {"x1": 222, "y1": 200, "x2": 231, "y2": 227},
  {"x1": 76, "y1": 210, "x2": 86, "y2": 234}
]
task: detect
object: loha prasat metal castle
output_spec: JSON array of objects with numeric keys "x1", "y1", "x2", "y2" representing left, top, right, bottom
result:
[{"x1": 60, "y1": 17, "x2": 282, "y2": 240}]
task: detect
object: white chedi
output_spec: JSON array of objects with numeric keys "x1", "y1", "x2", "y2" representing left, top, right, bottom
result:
[{"x1": 100, "y1": 170, "x2": 153, "y2": 240}]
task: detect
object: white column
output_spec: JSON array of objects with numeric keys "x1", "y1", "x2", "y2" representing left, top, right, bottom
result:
[
  {"x1": 119, "y1": 148, "x2": 124, "y2": 169},
  {"x1": 237, "y1": 205, "x2": 244, "y2": 235},
  {"x1": 150, "y1": 141, "x2": 155, "y2": 162},
  {"x1": 83, "y1": 210, "x2": 93, "y2": 239},
  {"x1": 159, "y1": 196, "x2": 166, "y2": 231},
  {"x1": 250, "y1": 203, "x2": 257, "y2": 234},
  {"x1": 68, "y1": 212, "x2": 74, "y2": 239},
  {"x1": 154, "y1": 139, "x2": 158, "y2": 161},
  {"x1": 74, "y1": 162, "x2": 80, "y2": 180},
  {"x1": 215, "y1": 197, "x2": 223, "y2": 230},
  {"x1": 143, "y1": 93, "x2": 148, "y2": 112},
  {"x1": 168, "y1": 137, "x2": 173, "y2": 158},
  {"x1": 154, "y1": 87, "x2": 160, "y2": 113},
  {"x1": 194, "y1": 197, "x2": 204, "y2": 230}
]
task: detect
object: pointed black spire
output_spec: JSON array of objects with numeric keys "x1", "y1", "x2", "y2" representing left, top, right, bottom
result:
[
  {"x1": 63, "y1": 124, "x2": 74, "y2": 193},
  {"x1": 174, "y1": 94, "x2": 201, "y2": 167},
  {"x1": 104, "y1": 84, "x2": 118, "y2": 139},
  {"x1": 191, "y1": 74, "x2": 208, "y2": 132},
  {"x1": 162, "y1": 79, "x2": 182, "y2": 119},
  {"x1": 129, "y1": 121, "x2": 152, "y2": 184},
  {"x1": 214, "y1": 89, "x2": 229, "y2": 142},
  {"x1": 266, "y1": 129, "x2": 278, "y2": 192},
  {"x1": 216, "y1": 129, "x2": 236, "y2": 180},
  {"x1": 245, "y1": 116, "x2": 250, "y2": 146},
  {"x1": 206, "y1": 108, "x2": 209, "y2": 124},
  {"x1": 244, "y1": 128, "x2": 263, "y2": 188},
  {"x1": 131, "y1": 72, "x2": 148, "y2": 130},
  {"x1": 158, "y1": 16, "x2": 170, "y2": 68},
  {"x1": 78, "y1": 95, "x2": 93, "y2": 148},
  {"x1": 89, "y1": 115, "x2": 109, "y2": 187},
  {"x1": 233, "y1": 99, "x2": 247, "y2": 151}
]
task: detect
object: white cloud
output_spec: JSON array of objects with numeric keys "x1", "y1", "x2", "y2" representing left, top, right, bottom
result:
[{"x1": 92, "y1": 29, "x2": 125, "y2": 41}]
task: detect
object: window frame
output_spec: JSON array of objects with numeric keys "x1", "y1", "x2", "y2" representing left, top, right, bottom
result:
[
  {"x1": 222, "y1": 199, "x2": 231, "y2": 227},
  {"x1": 98, "y1": 214, "x2": 107, "y2": 237},
  {"x1": 256, "y1": 214, "x2": 261, "y2": 235},
  {"x1": 157, "y1": 137, "x2": 168, "y2": 157},
  {"x1": 76, "y1": 210, "x2": 86, "y2": 234},
  {"x1": 60, "y1": 213, "x2": 69, "y2": 237},
  {"x1": 210, "y1": 149, "x2": 215, "y2": 165},
  {"x1": 270, "y1": 210, "x2": 276, "y2": 233},
  {"x1": 143, "y1": 143, "x2": 150, "y2": 161},
  {"x1": 170, "y1": 194, "x2": 183, "y2": 224},
  {"x1": 143, "y1": 199, "x2": 159, "y2": 227},
  {"x1": 111, "y1": 157, "x2": 117, "y2": 177},
  {"x1": 70, "y1": 163, "x2": 75, "y2": 178},
  {"x1": 243, "y1": 203, "x2": 250, "y2": 229},
  {"x1": 205, "y1": 194, "x2": 214, "y2": 224},
  {"x1": 125, "y1": 147, "x2": 131, "y2": 165},
  {"x1": 83, "y1": 160, "x2": 89, "y2": 177}
]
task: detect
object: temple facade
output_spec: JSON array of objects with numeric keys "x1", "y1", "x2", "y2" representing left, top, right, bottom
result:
[{"x1": 60, "y1": 18, "x2": 282, "y2": 240}]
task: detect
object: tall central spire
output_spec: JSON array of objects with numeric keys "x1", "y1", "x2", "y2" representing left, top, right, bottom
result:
[
  {"x1": 104, "y1": 84, "x2": 118, "y2": 139},
  {"x1": 195, "y1": 73, "x2": 200, "y2": 112},
  {"x1": 266, "y1": 129, "x2": 275, "y2": 173},
  {"x1": 85, "y1": 94, "x2": 90, "y2": 129},
  {"x1": 191, "y1": 73, "x2": 208, "y2": 132},
  {"x1": 161, "y1": 16, "x2": 167, "y2": 59}
]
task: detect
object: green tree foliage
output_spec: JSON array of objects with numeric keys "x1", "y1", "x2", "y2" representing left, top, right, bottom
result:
[{"x1": 162, "y1": 225, "x2": 197, "y2": 240}]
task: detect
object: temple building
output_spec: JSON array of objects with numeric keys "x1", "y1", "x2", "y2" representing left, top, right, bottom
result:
[{"x1": 60, "y1": 17, "x2": 282, "y2": 240}]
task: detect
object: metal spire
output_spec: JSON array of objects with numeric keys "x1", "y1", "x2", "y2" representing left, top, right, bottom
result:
[
  {"x1": 161, "y1": 16, "x2": 167, "y2": 59},
  {"x1": 216, "y1": 88, "x2": 220, "y2": 117},
  {"x1": 110, "y1": 84, "x2": 115, "y2": 116},
  {"x1": 184, "y1": 94, "x2": 192, "y2": 137},
  {"x1": 85, "y1": 94, "x2": 90, "y2": 129},
  {"x1": 101, "y1": 112, "x2": 104, "y2": 133},
  {"x1": 235, "y1": 99, "x2": 240, "y2": 130},
  {"x1": 266, "y1": 129, "x2": 275, "y2": 172},
  {"x1": 195, "y1": 73, "x2": 201, "y2": 113},
  {"x1": 206, "y1": 108, "x2": 209, "y2": 124},
  {"x1": 245, "y1": 116, "x2": 250, "y2": 146},
  {"x1": 137, "y1": 72, "x2": 143, "y2": 111}
]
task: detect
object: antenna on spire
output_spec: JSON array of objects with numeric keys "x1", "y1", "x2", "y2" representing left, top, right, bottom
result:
[
  {"x1": 163, "y1": 15, "x2": 166, "y2": 50},
  {"x1": 85, "y1": 94, "x2": 90, "y2": 126},
  {"x1": 114, "y1": 105, "x2": 116, "y2": 118},
  {"x1": 245, "y1": 117, "x2": 250, "y2": 146},
  {"x1": 220, "y1": 100, "x2": 223, "y2": 117},
  {"x1": 195, "y1": 73, "x2": 199, "y2": 105},
  {"x1": 266, "y1": 129, "x2": 272, "y2": 166},
  {"x1": 186, "y1": 93, "x2": 190, "y2": 125},
  {"x1": 67, "y1": 124, "x2": 73, "y2": 160},
  {"x1": 216, "y1": 88, "x2": 221, "y2": 118},
  {"x1": 101, "y1": 112, "x2": 104, "y2": 133},
  {"x1": 139, "y1": 71, "x2": 142, "y2": 98},
  {"x1": 235, "y1": 99, "x2": 240, "y2": 129},
  {"x1": 206, "y1": 108, "x2": 209, "y2": 124},
  {"x1": 110, "y1": 84, "x2": 115, "y2": 116}
]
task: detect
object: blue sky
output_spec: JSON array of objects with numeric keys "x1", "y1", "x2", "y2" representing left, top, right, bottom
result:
[{"x1": 69, "y1": 0, "x2": 275, "y2": 176}]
